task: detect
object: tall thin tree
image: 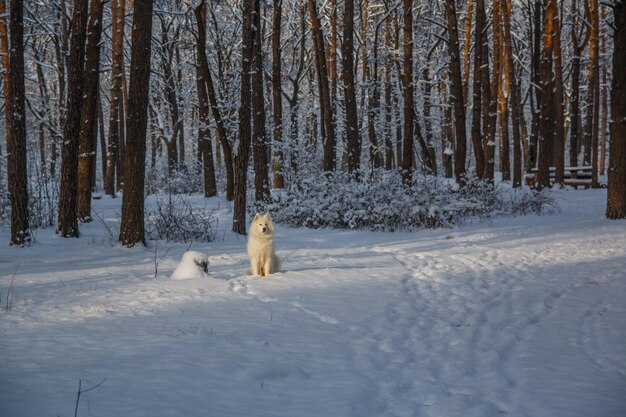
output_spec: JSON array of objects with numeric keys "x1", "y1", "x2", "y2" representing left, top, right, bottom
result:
[
  {"x1": 444, "y1": 0, "x2": 467, "y2": 184},
  {"x1": 252, "y1": 0, "x2": 270, "y2": 202},
  {"x1": 401, "y1": 0, "x2": 414, "y2": 184},
  {"x1": 272, "y1": 0, "x2": 284, "y2": 189},
  {"x1": 3, "y1": 0, "x2": 30, "y2": 245},
  {"x1": 77, "y1": 0, "x2": 105, "y2": 222},
  {"x1": 195, "y1": 0, "x2": 234, "y2": 200},
  {"x1": 344, "y1": 0, "x2": 361, "y2": 174},
  {"x1": 104, "y1": 0, "x2": 125, "y2": 196},
  {"x1": 538, "y1": 0, "x2": 556, "y2": 189},
  {"x1": 606, "y1": 0, "x2": 626, "y2": 218},
  {"x1": 195, "y1": 55, "x2": 217, "y2": 197},
  {"x1": 118, "y1": 0, "x2": 154, "y2": 246},
  {"x1": 308, "y1": 0, "x2": 336, "y2": 172},
  {"x1": 502, "y1": 0, "x2": 523, "y2": 186},
  {"x1": 58, "y1": 0, "x2": 88, "y2": 237},
  {"x1": 470, "y1": 0, "x2": 486, "y2": 178},
  {"x1": 232, "y1": 0, "x2": 255, "y2": 235}
]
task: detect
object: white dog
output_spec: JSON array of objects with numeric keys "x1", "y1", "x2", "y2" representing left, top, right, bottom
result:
[{"x1": 247, "y1": 213, "x2": 280, "y2": 276}]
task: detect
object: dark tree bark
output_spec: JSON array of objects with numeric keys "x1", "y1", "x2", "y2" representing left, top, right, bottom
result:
[
  {"x1": 444, "y1": 0, "x2": 467, "y2": 184},
  {"x1": 538, "y1": 0, "x2": 556, "y2": 190},
  {"x1": 401, "y1": 0, "x2": 414, "y2": 184},
  {"x1": 606, "y1": 0, "x2": 626, "y2": 218},
  {"x1": 502, "y1": 0, "x2": 523, "y2": 187},
  {"x1": 272, "y1": 0, "x2": 284, "y2": 189},
  {"x1": 384, "y1": 14, "x2": 394, "y2": 170},
  {"x1": 160, "y1": 19, "x2": 180, "y2": 175},
  {"x1": 481, "y1": 0, "x2": 496, "y2": 181},
  {"x1": 252, "y1": 0, "x2": 270, "y2": 202},
  {"x1": 77, "y1": 0, "x2": 105, "y2": 222},
  {"x1": 344, "y1": 0, "x2": 361, "y2": 174},
  {"x1": 589, "y1": 0, "x2": 600, "y2": 188},
  {"x1": 470, "y1": 0, "x2": 486, "y2": 178},
  {"x1": 233, "y1": 0, "x2": 255, "y2": 235},
  {"x1": 3, "y1": 0, "x2": 30, "y2": 245},
  {"x1": 104, "y1": 0, "x2": 125, "y2": 196},
  {"x1": 551, "y1": 0, "x2": 566, "y2": 185},
  {"x1": 58, "y1": 0, "x2": 88, "y2": 238},
  {"x1": 569, "y1": 0, "x2": 591, "y2": 168},
  {"x1": 583, "y1": 0, "x2": 599, "y2": 169},
  {"x1": 195, "y1": 56, "x2": 217, "y2": 197},
  {"x1": 118, "y1": 0, "x2": 153, "y2": 247},
  {"x1": 195, "y1": 0, "x2": 234, "y2": 200},
  {"x1": 308, "y1": 0, "x2": 336, "y2": 172},
  {"x1": 529, "y1": 0, "x2": 542, "y2": 171}
]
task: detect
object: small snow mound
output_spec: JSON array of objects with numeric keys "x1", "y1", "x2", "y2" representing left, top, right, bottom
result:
[{"x1": 171, "y1": 251, "x2": 209, "y2": 280}]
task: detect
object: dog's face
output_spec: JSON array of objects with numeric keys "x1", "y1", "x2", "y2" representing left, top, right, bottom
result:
[{"x1": 251, "y1": 213, "x2": 274, "y2": 236}]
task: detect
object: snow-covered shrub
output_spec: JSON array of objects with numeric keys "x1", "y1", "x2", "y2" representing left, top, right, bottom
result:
[
  {"x1": 506, "y1": 187, "x2": 560, "y2": 215},
  {"x1": 146, "y1": 165, "x2": 203, "y2": 195},
  {"x1": 146, "y1": 192, "x2": 217, "y2": 242},
  {"x1": 252, "y1": 170, "x2": 557, "y2": 231},
  {"x1": 171, "y1": 251, "x2": 210, "y2": 280}
]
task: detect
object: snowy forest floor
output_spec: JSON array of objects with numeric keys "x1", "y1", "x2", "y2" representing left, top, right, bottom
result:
[{"x1": 1, "y1": 188, "x2": 625, "y2": 417}]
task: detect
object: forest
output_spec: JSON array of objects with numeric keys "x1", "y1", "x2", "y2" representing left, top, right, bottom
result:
[{"x1": 1, "y1": 0, "x2": 625, "y2": 246}]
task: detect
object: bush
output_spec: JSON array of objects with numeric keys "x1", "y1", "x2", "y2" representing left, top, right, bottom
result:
[
  {"x1": 251, "y1": 170, "x2": 558, "y2": 231},
  {"x1": 146, "y1": 192, "x2": 217, "y2": 242}
]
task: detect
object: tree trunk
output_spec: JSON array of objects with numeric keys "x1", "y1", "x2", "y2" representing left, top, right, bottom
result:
[
  {"x1": 308, "y1": 0, "x2": 336, "y2": 172},
  {"x1": 444, "y1": 0, "x2": 467, "y2": 184},
  {"x1": 330, "y1": 0, "x2": 338, "y2": 113},
  {"x1": 384, "y1": 14, "x2": 394, "y2": 170},
  {"x1": 476, "y1": 0, "x2": 494, "y2": 181},
  {"x1": 119, "y1": 0, "x2": 153, "y2": 247},
  {"x1": 58, "y1": 0, "x2": 88, "y2": 237},
  {"x1": 599, "y1": 24, "x2": 608, "y2": 176},
  {"x1": 401, "y1": 0, "x2": 414, "y2": 184},
  {"x1": 502, "y1": 0, "x2": 522, "y2": 187},
  {"x1": 590, "y1": 0, "x2": 600, "y2": 188},
  {"x1": 252, "y1": 0, "x2": 270, "y2": 202},
  {"x1": 538, "y1": 0, "x2": 556, "y2": 190},
  {"x1": 233, "y1": 0, "x2": 255, "y2": 235},
  {"x1": 583, "y1": 0, "x2": 599, "y2": 170},
  {"x1": 529, "y1": 0, "x2": 542, "y2": 171},
  {"x1": 344, "y1": 0, "x2": 361, "y2": 174},
  {"x1": 98, "y1": 95, "x2": 107, "y2": 183},
  {"x1": 195, "y1": 39, "x2": 217, "y2": 196},
  {"x1": 77, "y1": 0, "x2": 104, "y2": 222},
  {"x1": 195, "y1": 0, "x2": 234, "y2": 200},
  {"x1": 105, "y1": 0, "x2": 126, "y2": 197},
  {"x1": 272, "y1": 0, "x2": 284, "y2": 189},
  {"x1": 569, "y1": 1, "x2": 583, "y2": 168},
  {"x1": 606, "y1": 0, "x2": 626, "y2": 218},
  {"x1": 3, "y1": 0, "x2": 30, "y2": 245},
  {"x1": 470, "y1": 0, "x2": 486, "y2": 178},
  {"x1": 551, "y1": 0, "x2": 566, "y2": 185},
  {"x1": 462, "y1": 0, "x2": 474, "y2": 102}
]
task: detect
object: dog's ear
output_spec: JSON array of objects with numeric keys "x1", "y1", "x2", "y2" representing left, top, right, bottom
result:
[
  {"x1": 265, "y1": 213, "x2": 273, "y2": 221},
  {"x1": 253, "y1": 212, "x2": 260, "y2": 221}
]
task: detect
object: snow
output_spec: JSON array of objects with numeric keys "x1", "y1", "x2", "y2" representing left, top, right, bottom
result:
[
  {"x1": 170, "y1": 251, "x2": 209, "y2": 280},
  {"x1": 1, "y1": 189, "x2": 625, "y2": 417}
]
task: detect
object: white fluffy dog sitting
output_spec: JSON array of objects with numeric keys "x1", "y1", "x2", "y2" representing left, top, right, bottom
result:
[{"x1": 247, "y1": 213, "x2": 280, "y2": 276}]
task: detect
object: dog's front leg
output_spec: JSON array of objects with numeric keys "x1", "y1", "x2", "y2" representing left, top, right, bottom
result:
[
  {"x1": 250, "y1": 261, "x2": 259, "y2": 276},
  {"x1": 262, "y1": 259, "x2": 272, "y2": 277}
]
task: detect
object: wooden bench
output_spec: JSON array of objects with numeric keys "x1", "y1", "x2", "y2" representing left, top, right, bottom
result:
[{"x1": 524, "y1": 166, "x2": 594, "y2": 189}]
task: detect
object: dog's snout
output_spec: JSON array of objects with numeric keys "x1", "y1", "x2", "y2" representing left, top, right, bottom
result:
[{"x1": 262, "y1": 227, "x2": 267, "y2": 232}]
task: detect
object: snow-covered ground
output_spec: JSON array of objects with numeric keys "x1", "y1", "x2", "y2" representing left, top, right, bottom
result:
[{"x1": 1, "y1": 189, "x2": 625, "y2": 417}]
